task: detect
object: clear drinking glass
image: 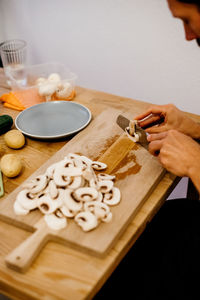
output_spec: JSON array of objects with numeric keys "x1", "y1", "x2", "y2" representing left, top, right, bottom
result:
[{"x1": 0, "y1": 39, "x2": 27, "y2": 86}]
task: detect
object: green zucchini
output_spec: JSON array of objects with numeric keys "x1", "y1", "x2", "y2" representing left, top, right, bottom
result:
[{"x1": 0, "y1": 115, "x2": 13, "y2": 134}]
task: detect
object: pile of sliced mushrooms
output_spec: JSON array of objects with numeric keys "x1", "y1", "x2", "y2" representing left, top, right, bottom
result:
[
  {"x1": 36, "y1": 73, "x2": 73, "y2": 101},
  {"x1": 14, "y1": 153, "x2": 121, "y2": 232}
]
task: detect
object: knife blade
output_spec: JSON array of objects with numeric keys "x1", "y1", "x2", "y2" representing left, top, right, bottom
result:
[{"x1": 116, "y1": 114, "x2": 149, "y2": 149}]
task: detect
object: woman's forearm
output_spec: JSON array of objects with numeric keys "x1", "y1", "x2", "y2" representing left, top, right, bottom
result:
[
  {"x1": 188, "y1": 165, "x2": 200, "y2": 195},
  {"x1": 182, "y1": 116, "x2": 200, "y2": 140}
]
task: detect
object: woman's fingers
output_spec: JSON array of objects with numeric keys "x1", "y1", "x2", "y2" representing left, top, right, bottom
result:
[
  {"x1": 147, "y1": 132, "x2": 168, "y2": 142},
  {"x1": 147, "y1": 132, "x2": 167, "y2": 156},
  {"x1": 148, "y1": 139, "x2": 163, "y2": 156},
  {"x1": 138, "y1": 114, "x2": 162, "y2": 128},
  {"x1": 145, "y1": 124, "x2": 168, "y2": 134},
  {"x1": 135, "y1": 105, "x2": 166, "y2": 121}
]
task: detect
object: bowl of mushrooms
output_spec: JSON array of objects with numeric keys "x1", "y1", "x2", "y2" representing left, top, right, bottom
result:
[{"x1": 8, "y1": 62, "x2": 77, "y2": 101}]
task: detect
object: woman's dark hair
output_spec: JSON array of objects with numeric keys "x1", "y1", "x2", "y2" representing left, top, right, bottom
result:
[{"x1": 178, "y1": 0, "x2": 200, "y2": 5}]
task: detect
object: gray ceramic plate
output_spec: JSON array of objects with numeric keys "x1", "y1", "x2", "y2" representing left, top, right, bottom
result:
[{"x1": 15, "y1": 101, "x2": 92, "y2": 140}]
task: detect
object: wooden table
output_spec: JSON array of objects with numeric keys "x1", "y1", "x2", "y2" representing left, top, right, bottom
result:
[{"x1": 0, "y1": 69, "x2": 199, "y2": 300}]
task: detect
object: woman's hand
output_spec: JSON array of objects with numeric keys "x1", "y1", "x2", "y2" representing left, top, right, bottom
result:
[
  {"x1": 135, "y1": 104, "x2": 200, "y2": 139},
  {"x1": 148, "y1": 129, "x2": 200, "y2": 193}
]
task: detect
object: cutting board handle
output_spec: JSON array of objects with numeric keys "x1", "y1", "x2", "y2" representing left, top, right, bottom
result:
[{"x1": 5, "y1": 219, "x2": 51, "y2": 273}]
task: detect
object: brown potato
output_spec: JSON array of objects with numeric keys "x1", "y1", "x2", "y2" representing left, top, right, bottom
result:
[
  {"x1": 4, "y1": 129, "x2": 25, "y2": 149},
  {"x1": 0, "y1": 154, "x2": 22, "y2": 177}
]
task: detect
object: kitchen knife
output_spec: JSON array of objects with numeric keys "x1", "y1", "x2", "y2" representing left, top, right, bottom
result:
[{"x1": 116, "y1": 114, "x2": 149, "y2": 149}]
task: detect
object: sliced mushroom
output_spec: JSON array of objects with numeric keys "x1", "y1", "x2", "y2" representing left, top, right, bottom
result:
[
  {"x1": 63, "y1": 189, "x2": 83, "y2": 213},
  {"x1": 80, "y1": 156, "x2": 93, "y2": 170},
  {"x1": 84, "y1": 201, "x2": 111, "y2": 221},
  {"x1": 98, "y1": 180, "x2": 113, "y2": 194},
  {"x1": 91, "y1": 161, "x2": 107, "y2": 171},
  {"x1": 14, "y1": 152, "x2": 122, "y2": 232},
  {"x1": 125, "y1": 127, "x2": 140, "y2": 142},
  {"x1": 22, "y1": 180, "x2": 37, "y2": 190},
  {"x1": 16, "y1": 189, "x2": 38, "y2": 210},
  {"x1": 66, "y1": 153, "x2": 84, "y2": 169},
  {"x1": 82, "y1": 168, "x2": 94, "y2": 181},
  {"x1": 102, "y1": 211, "x2": 112, "y2": 223},
  {"x1": 29, "y1": 175, "x2": 48, "y2": 194},
  {"x1": 48, "y1": 179, "x2": 59, "y2": 199},
  {"x1": 53, "y1": 165, "x2": 71, "y2": 187},
  {"x1": 45, "y1": 162, "x2": 59, "y2": 179},
  {"x1": 37, "y1": 194, "x2": 62, "y2": 214},
  {"x1": 67, "y1": 176, "x2": 84, "y2": 189},
  {"x1": 97, "y1": 173, "x2": 116, "y2": 181},
  {"x1": 63, "y1": 166, "x2": 83, "y2": 177},
  {"x1": 103, "y1": 187, "x2": 121, "y2": 206},
  {"x1": 44, "y1": 211, "x2": 67, "y2": 231},
  {"x1": 60, "y1": 204, "x2": 76, "y2": 218},
  {"x1": 96, "y1": 192, "x2": 103, "y2": 202},
  {"x1": 66, "y1": 153, "x2": 80, "y2": 161},
  {"x1": 73, "y1": 187, "x2": 98, "y2": 202},
  {"x1": 82, "y1": 167, "x2": 99, "y2": 189},
  {"x1": 59, "y1": 157, "x2": 83, "y2": 176},
  {"x1": 75, "y1": 211, "x2": 98, "y2": 232},
  {"x1": 13, "y1": 200, "x2": 29, "y2": 215},
  {"x1": 59, "y1": 157, "x2": 74, "y2": 169},
  {"x1": 129, "y1": 120, "x2": 137, "y2": 136}
]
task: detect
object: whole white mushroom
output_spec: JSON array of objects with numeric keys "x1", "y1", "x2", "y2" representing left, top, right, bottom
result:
[
  {"x1": 38, "y1": 82, "x2": 57, "y2": 101},
  {"x1": 48, "y1": 73, "x2": 61, "y2": 84},
  {"x1": 55, "y1": 82, "x2": 73, "y2": 99}
]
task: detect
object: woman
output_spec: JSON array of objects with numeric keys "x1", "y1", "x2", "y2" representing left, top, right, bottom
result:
[{"x1": 95, "y1": 1, "x2": 200, "y2": 298}]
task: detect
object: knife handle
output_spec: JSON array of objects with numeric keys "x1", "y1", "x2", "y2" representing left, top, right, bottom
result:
[{"x1": 138, "y1": 113, "x2": 165, "y2": 129}]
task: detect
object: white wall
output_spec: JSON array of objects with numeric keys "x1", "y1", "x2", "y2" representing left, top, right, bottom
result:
[{"x1": 1, "y1": 0, "x2": 200, "y2": 114}]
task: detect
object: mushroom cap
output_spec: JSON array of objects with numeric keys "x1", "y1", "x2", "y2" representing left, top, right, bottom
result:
[
  {"x1": 82, "y1": 168, "x2": 94, "y2": 181},
  {"x1": 84, "y1": 201, "x2": 111, "y2": 221},
  {"x1": 45, "y1": 162, "x2": 59, "y2": 179},
  {"x1": 66, "y1": 153, "x2": 84, "y2": 169},
  {"x1": 98, "y1": 180, "x2": 113, "y2": 194},
  {"x1": 29, "y1": 175, "x2": 48, "y2": 194},
  {"x1": 14, "y1": 200, "x2": 29, "y2": 215},
  {"x1": 129, "y1": 120, "x2": 137, "y2": 136},
  {"x1": 16, "y1": 189, "x2": 38, "y2": 210},
  {"x1": 73, "y1": 187, "x2": 98, "y2": 202},
  {"x1": 102, "y1": 211, "x2": 112, "y2": 223},
  {"x1": 48, "y1": 179, "x2": 59, "y2": 199},
  {"x1": 58, "y1": 158, "x2": 83, "y2": 176},
  {"x1": 38, "y1": 82, "x2": 57, "y2": 97},
  {"x1": 44, "y1": 211, "x2": 67, "y2": 231},
  {"x1": 96, "y1": 192, "x2": 103, "y2": 202},
  {"x1": 60, "y1": 205, "x2": 75, "y2": 218},
  {"x1": 63, "y1": 189, "x2": 83, "y2": 213},
  {"x1": 36, "y1": 77, "x2": 46, "y2": 86},
  {"x1": 80, "y1": 156, "x2": 93, "y2": 169},
  {"x1": 48, "y1": 73, "x2": 61, "y2": 84},
  {"x1": 75, "y1": 211, "x2": 98, "y2": 232},
  {"x1": 91, "y1": 161, "x2": 107, "y2": 171},
  {"x1": 97, "y1": 173, "x2": 116, "y2": 181},
  {"x1": 53, "y1": 165, "x2": 71, "y2": 187},
  {"x1": 103, "y1": 187, "x2": 121, "y2": 206},
  {"x1": 37, "y1": 194, "x2": 62, "y2": 215},
  {"x1": 67, "y1": 176, "x2": 84, "y2": 189},
  {"x1": 55, "y1": 82, "x2": 73, "y2": 99},
  {"x1": 125, "y1": 127, "x2": 140, "y2": 142}
]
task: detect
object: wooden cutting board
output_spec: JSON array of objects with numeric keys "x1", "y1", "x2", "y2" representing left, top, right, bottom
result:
[{"x1": 0, "y1": 108, "x2": 165, "y2": 273}]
